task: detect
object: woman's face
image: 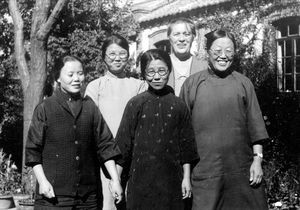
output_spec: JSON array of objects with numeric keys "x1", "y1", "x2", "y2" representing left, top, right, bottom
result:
[
  {"x1": 208, "y1": 37, "x2": 235, "y2": 71},
  {"x1": 145, "y1": 59, "x2": 170, "y2": 90},
  {"x1": 169, "y1": 23, "x2": 194, "y2": 58},
  {"x1": 104, "y1": 43, "x2": 128, "y2": 74},
  {"x1": 58, "y1": 60, "x2": 85, "y2": 94}
]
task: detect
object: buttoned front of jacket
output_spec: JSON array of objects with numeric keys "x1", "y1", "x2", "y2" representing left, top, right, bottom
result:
[{"x1": 25, "y1": 90, "x2": 120, "y2": 197}]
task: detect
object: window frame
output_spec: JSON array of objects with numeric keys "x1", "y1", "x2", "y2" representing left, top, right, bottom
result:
[{"x1": 275, "y1": 17, "x2": 300, "y2": 92}]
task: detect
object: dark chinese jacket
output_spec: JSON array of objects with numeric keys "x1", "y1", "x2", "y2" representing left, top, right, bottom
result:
[{"x1": 25, "y1": 89, "x2": 121, "y2": 197}]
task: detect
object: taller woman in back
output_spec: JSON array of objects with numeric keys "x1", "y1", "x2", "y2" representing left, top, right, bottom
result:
[
  {"x1": 167, "y1": 17, "x2": 206, "y2": 96},
  {"x1": 180, "y1": 29, "x2": 269, "y2": 210},
  {"x1": 85, "y1": 34, "x2": 147, "y2": 210}
]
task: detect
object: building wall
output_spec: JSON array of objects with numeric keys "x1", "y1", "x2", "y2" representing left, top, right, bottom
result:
[
  {"x1": 136, "y1": 24, "x2": 204, "y2": 57},
  {"x1": 132, "y1": 1, "x2": 300, "y2": 92}
]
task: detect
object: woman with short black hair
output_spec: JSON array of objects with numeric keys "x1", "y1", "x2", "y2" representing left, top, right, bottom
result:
[
  {"x1": 116, "y1": 49, "x2": 199, "y2": 210},
  {"x1": 26, "y1": 55, "x2": 123, "y2": 209},
  {"x1": 180, "y1": 29, "x2": 269, "y2": 210}
]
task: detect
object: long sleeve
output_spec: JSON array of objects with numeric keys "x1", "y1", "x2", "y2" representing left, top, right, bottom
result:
[
  {"x1": 25, "y1": 103, "x2": 46, "y2": 166},
  {"x1": 115, "y1": 100, "x2": 138, "y2": 168},
  {"x1": 179, "y1": 103, "x2": 199, "y2": 164},
  {"x1": 94, "y1": 105, "x2": 121, "y2": 163},
  {"x1": 244, "y1": 80, "x2": 269, "y2": 143}
]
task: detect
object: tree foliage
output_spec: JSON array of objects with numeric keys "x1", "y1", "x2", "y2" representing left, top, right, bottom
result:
[
  {"x1": 0, "y1": 1, "x2": 22, "y2": 158},
  {"x1": 1, "y1": 0, "x2": 140, "y2": 165},
  {"x1": 46, "y1": 0, "x2": 140, "y2": 94}
]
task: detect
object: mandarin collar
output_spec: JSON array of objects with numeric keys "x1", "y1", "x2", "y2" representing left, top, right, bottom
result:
[
  {"x1": 208, "y1": 62, "x2": 234, "y2": 78},
  {"x1": 106, "y1": 70, "x2": 127, "y2": 79},
  {"x1": 56, "y1": 88, "x2": 81, "y2": 102},
  {"x1": 148, "y1": 85, "x2": 174, "y2": 97}
]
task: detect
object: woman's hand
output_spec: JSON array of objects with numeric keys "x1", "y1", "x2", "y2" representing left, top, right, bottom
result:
[
  {"x1": 39, "y1": 179, "x2": 55, "y2": 198},
  {"x1": 249, "y1": 157, "x2": 263, "y2": 186},
  {"x1": 182, "y1": 177, "x2": 192, "y2": 199},
  {"x1": 109, "y1": 179, "x2": 123, "y2": 204},
  {"x1": 32, "y1": 164, "x2": 55, "y2": 198},
  {"x1": 104, "y1": 160, "x2": 123, "y2": 203}
]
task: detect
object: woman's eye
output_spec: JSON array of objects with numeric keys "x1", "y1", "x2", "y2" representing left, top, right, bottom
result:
[{"x1": 158, "y1": 68, "x2": 167, "y2": 72}]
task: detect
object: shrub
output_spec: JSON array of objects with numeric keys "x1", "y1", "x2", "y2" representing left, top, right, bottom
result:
[
  {"x1": 0, "y1": 148, "x2": 23, "y2": 195},
  {"x1": 262, "y1": 94, "x2": 300, "y2": 210}
]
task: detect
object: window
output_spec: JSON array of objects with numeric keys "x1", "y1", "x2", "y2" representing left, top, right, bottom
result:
[
  {"x1": 275, "y1": 17, "x2": 300, "y2": 92},
  {"x1": 149, "y1": 28, "x2": 169, "y2": 53},
  {"x1": 154, "y1": 40, "x2": 171, "y2": 54}
]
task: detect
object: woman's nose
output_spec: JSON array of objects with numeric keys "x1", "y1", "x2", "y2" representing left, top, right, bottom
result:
[
  {"x1": 73, "y1": 74, "x2": 80, "y2": 81},
  {"x1": 114, "y1": 54, "x2": 121, "y2": 61},
  {"x1": 219, "y1": 50, "x2": 227, "y2": 58},
  {"x1": 178, "y1": 34, "x2": 185, "y2": 41},
  {"x1": 153, "y1": 72, "x2": 161, "y2": 80}
]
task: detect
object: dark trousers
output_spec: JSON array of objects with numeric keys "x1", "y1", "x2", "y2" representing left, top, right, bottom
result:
[{"x1": 34, "y1": 192, "x2": 99, "y2": 210}]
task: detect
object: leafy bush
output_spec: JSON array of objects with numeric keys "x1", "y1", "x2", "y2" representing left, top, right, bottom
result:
[
  {"x1": 0, "y1": 148, "x2": 23, "y2": 195},
  {"x1": 262, "y1": 93, "x2": 300, "y2": 210},
  {"x1": 264, "y1": 137, "x2": 300, "y2": 209}
]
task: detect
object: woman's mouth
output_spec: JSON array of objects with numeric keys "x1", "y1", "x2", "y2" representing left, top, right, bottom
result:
[
  {"x1": 217, "y1": 60, "x2": 228, "y2": 66},
  {"x1": 177, "y1": 44, "x2": 186, "y2": 49},
  {"x1": 114, "y1": 63, "x2": 122, "y2": 67},
  {"x1": 72, "y1": 84, "x2": 81, "y2": 88}
]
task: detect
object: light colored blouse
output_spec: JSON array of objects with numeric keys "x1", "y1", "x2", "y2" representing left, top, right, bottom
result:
[
  {"x1": 170, "y1": 54, "x2": 193, "y2": 96},
  {"x1": 85, "y1": 71, "x2": 148, "y2": 137},
  {"x1": 167, "y1": 55, "x2": 207, "y2": 96}
]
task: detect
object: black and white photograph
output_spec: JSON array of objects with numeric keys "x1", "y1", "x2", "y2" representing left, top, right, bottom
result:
[{"x1": 0, "y1": 0, "x2": 299, "y2": 209}]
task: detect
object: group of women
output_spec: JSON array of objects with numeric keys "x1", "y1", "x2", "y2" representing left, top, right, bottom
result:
[{"x1": 25, "y1": 17, "x2": 269, "y2": 210}]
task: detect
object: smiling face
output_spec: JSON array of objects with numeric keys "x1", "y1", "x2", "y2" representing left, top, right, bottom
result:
[
  {"x1": 57, "y1": 60, "x2": 84, "y2": 94},
  {"x1": 104, "y1": 43, "x2": 128, "y2": 74},
  {"x1": 208, "y1": 37, "x2": 235, "y2": 72},
  {"x1": 169, "y1": 23, "x2": 194, "y2": 59},
  {"x1": 145, "y1": 59, "x2": 170, "y2": 90}
]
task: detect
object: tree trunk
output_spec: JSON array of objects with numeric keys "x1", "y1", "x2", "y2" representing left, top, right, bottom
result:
[
  {"x1": 20, "y1": 0, "x2": 50, "y2": 169},
  {"x1": 9, "y1": 0, "x2": 68, "y2": 172},
  {"x1": 22, "y1": 42, "x2": 47, "y2": 169}
]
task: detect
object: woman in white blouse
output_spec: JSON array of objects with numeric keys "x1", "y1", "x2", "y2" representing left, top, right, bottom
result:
[{"x1": 85, "y1": 34, "x2": 147, "y2": 210}]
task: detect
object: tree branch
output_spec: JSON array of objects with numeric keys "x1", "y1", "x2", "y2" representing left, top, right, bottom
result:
[
  {"x1": 36, "y1": 0, "x2": 68, "y2": 40},
  {"x1": 8, "y1": 0, "x2": 30, "y2": 91},
  {"x1": 31, "y1": 0, "x2": 50, "y2": 39}
]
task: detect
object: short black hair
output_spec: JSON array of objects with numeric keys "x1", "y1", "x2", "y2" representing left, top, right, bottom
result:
[
  {"x1": 205, "y1": 29, "x2": 236, "y2": 50},
  {"x1": 53, "y1": 55, "x2": 84, "y2": 81},
  {"x1": 101, "y1": 34, "x2": 129, "y2": 60},
  {"x1": 140, "y1": 49, "x2": 172, "y2": 79}
]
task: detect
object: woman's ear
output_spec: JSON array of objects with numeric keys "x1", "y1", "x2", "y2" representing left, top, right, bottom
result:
[{"x1": 205, "y1": 52, "x2": 209, "y2": 60}]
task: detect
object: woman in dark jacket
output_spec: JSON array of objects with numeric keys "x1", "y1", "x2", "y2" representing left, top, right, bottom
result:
[
  {"x1": 25, "y1": 55, "x2": 122, "y2": 209},
  {"x1": 116, "y1": 49, "x2": 199, "y2": 210}
]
